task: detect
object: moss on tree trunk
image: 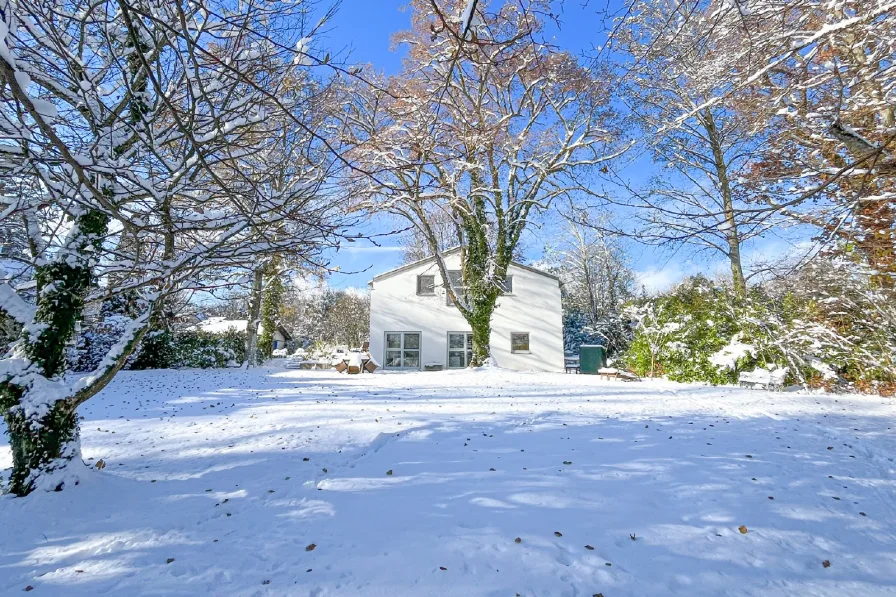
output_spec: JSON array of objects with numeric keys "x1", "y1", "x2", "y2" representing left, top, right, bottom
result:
[
  {"x1": 1, "y1": 209, "x2": 108, "y2": 496},
  {"x1": 3, "y1": 399, "x2": 81, "y2": 495}
]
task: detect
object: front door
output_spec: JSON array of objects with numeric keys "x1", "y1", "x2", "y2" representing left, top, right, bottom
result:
[
  {"x1": 384, "y1": 332, "x2": 421, "y2": 369},
  {"x1": 447, "y1": 332, "x2": 473, "y2": 369}
]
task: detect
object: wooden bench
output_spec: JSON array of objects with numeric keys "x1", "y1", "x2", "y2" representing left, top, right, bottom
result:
[{"x1": 598, "y1": 367, "x2": 641, "y2": 382}]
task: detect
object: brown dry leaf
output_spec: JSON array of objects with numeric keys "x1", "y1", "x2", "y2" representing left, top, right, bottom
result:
[
  {"x1": 166, "y1": 558, "x2": 175, "y2": 564},
  {"x1": 514, "y1": 537, "x2": 522, "y2": 543},
  {"x1": 823, "y1": 560, "x2": 831, "y2": 568},
  {"x1": 386, "y1": 470, "x2": 393, "y2": 476},
  {"x1": 95, "y1": 459, "x2": 106, "y2": 470},
  {"x1": 738, "y1": 525, "x2": 748, "y2": 534},
  {"x1": 306, "y1": 543, "x2": 316, "y2": 552},
  {"x1": 24, "y1": 587, "x2": 33, "y2": 592},
  {"x1": 439, "y1": 566, "x2": 447, "y2": 571},
  {"x1": 585, "y1": 545, "x2": 595, "y2": 550},
  {"x1": 554, "y1": 531, "x2": 563, "y2": 537}
]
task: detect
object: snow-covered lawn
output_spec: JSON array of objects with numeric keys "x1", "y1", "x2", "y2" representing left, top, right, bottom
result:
[{"x1": 2, "y1": 368, "x2": 895, "y2": 596}]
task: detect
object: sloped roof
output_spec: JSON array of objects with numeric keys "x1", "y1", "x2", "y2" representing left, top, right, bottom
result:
[
  {"x1": 371, "y1": 247, "x2": 560, "y2": 284},
  {"x1": 194, "y1": 317, "x2": 292, "y2": 339}
]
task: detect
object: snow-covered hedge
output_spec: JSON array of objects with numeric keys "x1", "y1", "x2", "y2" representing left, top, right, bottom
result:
[
  {"x1": 70, "y1": 323, "x2": 246, "y2": 371},
  {"x1": 619, "y1": 268, "x2": 896, "y2": 394}
]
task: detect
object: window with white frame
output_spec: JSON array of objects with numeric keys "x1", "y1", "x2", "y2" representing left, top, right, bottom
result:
[
  {"x1": 446, "y1": 271, "x2": 512, "y2": 304},
  {"x1": 417, "y1": 274, "x2": 436, "y2": 295},
  {"x1": 499, "y1": 276, "x2": 513, "y2": 294},
  {"x1": 384, "y1": 332, "x2": 421, "y2": 369},
  {"x1": 447, "y1": 332, "x2": 473, "y2": 368},
  {"x1": 446, "y1": 270, "x2": 465, "y2": 305},
  {"x1": 510, "y1": 332, "x2": 530, "y2": 353}
]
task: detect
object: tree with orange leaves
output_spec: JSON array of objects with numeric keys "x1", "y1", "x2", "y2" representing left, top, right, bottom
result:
[{"x1": 346, "y1": 0, "x2": 622, "y2": 366}]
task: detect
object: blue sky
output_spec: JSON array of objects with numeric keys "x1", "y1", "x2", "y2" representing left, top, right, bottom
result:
[{"x1": 316, "y1": 1, "x2": 808, "y2": 293}]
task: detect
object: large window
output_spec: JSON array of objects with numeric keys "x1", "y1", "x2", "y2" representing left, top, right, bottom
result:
[
  {"x1": 384, "y1": 332, "x2": 421, "y2": 369},
  {"x1": 447, "y1": 332, "x2": 473, "y2": 368},
  {"x1": 416, "y1": 275, "x2": 435, "y2": 295},
  {"x1": 511, "y1": 332, "x2": 530, "y2": 353}
]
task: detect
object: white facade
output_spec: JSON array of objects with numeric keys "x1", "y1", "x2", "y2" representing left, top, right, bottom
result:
[{"x1": 369, "y1": 250, "x2": 565, "y2": 373}]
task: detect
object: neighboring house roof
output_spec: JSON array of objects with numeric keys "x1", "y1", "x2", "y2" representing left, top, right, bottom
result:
[
  {"x1": 371, "y1": 246, "x2": 561, "y2": 284},
  {"x1": 194, "y1": 317, "x2": 292, "y2": 339},
  {"x1": 195, "y1": 317, "x2": 248, "y2": 333}
]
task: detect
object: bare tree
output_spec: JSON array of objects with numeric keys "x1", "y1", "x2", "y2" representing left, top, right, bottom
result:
[
  {"x1": 0, "y1": 0, "x2": 346, "y2": 495},
  {"x1": 548, "y1": 215, "x2": 636, "y2": 353},
  {"x1": 602, "y1": 0, "x2": 787, "y2": 299},
  {"x1": 345, "y1": 0, "x2": 621, "y2": 365}
]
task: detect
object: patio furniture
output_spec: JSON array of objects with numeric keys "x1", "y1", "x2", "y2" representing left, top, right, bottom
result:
[
  {"x1": 346, "y1": 352, "x2": 363, "y2": 374},
  {"x1": 598, "y1": 367, "x2": 641, "y2": 382},
  {"x1": 565, "y1": 355, "x2": 580, "y2": 374}
]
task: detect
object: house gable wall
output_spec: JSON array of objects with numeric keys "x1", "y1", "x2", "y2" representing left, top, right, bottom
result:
[{"x1": 369, "y1": 253, "x2": 564, "y2": 372}]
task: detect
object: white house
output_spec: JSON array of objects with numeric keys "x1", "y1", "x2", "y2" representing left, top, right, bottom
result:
[{"x1": 369, "y1": 248, "x2": 565, "y2": 372}]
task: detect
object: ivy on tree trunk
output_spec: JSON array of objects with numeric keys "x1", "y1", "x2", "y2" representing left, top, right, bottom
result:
[{"x1": 1, "y1": 209, "x2": 109, "y2": 496}]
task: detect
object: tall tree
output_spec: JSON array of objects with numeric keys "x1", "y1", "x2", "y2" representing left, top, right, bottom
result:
[
  {"x1": 347, "y1": 0, "x2": 620, "y2": 365},
  {"x1": 0, "y1": 0, "x2": 344, "y2": 495},
  {"x1": 547, "y1": 216, "x2": 636, "y2": 354},
  {"x1": 258, "y1": 267, "x2": 286, "y2": 360},
  {"x1": 609, "y1": 0, "x2": 781, "y2": 299}
]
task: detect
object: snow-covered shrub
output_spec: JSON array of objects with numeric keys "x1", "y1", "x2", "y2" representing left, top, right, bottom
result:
[
  {"x1": 68, "y1": 314, "x2": 133, "y2": 372},
  {"x1": 129, "y1": 330, "x2": 176, "y2": 370},
  {"x1": 620, "y1": 276, "x2": 754, "y2": 384},
  {"x1": 619, "y1": 261, "x2": 896, "y2": 393},
  {"x1": 563, "y1": 309, "x2": 633, "y2": 357},
  {"x1": 171, "y1": 329, "x2": 246, "y2": 369}
]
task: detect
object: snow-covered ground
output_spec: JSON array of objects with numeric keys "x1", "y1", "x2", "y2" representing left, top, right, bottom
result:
[{"x1": 2, "y1": 367, "x2": 895, "y2": 596}]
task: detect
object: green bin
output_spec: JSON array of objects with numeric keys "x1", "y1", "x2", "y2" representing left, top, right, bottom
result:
[{"x1": 579, "y1": 345, "x2": 606, "y2": 374}]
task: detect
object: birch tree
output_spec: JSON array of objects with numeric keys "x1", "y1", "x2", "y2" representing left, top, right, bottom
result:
[{"x1": 346, "y1": 0, "x2": 620, "y2": 365}]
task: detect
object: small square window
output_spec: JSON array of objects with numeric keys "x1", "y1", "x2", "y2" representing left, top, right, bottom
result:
[
  {"x1": 500, "y1": 276, "x2": 513, "y2": 294},
  {"x1": 511, "y1": 332, "x2": 530, "y2": 353},
  {"x1": 417, "y1": 275, "x2": 435, "y2": 295}
]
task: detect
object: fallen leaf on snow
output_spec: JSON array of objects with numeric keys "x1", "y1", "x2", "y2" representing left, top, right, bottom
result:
[
  {"x1": 306, "y1": 543, "x2": 316, "y2": 552},
  {"x1": 738, "y1": 525, "x2": 748, "y2": 534},
  {"x1": 822, "y1": 560, "x2": 831, "y2": 568}
]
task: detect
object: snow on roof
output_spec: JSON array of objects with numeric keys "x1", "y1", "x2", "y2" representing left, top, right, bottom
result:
[
  {"x1": 194, "y1": 317, "x2": 248, "y2": 333},
  {"x1": 371, "y1": 247, "x2": 560, "y2": 284},
  {"x1": 193, "y1": 317, "x2": 292, "y2": 339}
]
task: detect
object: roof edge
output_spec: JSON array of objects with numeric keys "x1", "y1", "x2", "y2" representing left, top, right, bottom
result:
[{"x1": 371, "y1": 247, "x2": 560, "y2": 284}]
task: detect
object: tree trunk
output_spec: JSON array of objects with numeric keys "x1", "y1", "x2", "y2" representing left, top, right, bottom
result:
[
  {"x1": 1, "y1": 209, "x2": 109, "y2": 495},
  {"x1": 703, "y1": 109, "x2": 747, "y2": 300},
  {"x1": 245, "y1": 267, "x2": 264, "y2": 367},
  {"x1": 468, "y1": 299, "x2": 495, "y2": 367},
  {"x1": 3, "y1": 399, "x2": 81, "y2": 495}
]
